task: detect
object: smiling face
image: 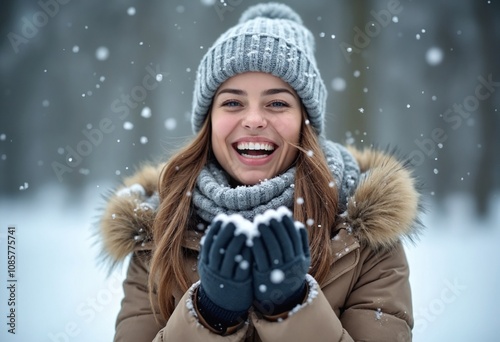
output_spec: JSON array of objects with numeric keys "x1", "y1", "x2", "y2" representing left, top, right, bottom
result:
[{"x1": 210, "y1": 72, "x2": 303, "y2": 186}]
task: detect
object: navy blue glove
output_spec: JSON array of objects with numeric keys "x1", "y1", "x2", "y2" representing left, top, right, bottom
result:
[
  {"x1": 252, "y1": 207, "x2": 311, "y2": 315},
  {"x1": 197, "y1": 214, "x2": 253, "y2": 329}
]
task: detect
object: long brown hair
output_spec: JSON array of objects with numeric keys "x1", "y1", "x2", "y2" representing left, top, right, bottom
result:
[{"x1": 149, "y1": 111, "x2": 339, "y2": 321}]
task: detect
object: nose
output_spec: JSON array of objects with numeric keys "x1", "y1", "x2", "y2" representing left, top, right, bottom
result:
[{"x1": 242, "y1": 109, "x2": 267, "y2": 130}]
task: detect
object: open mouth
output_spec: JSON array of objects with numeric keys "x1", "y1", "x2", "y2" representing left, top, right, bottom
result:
[{"x1": 233, "y1": 142, "x2": 276, "y2": 159}]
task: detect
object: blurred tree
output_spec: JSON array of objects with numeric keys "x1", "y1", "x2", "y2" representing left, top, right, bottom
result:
[
  {"x1": 344, "y1": 1, "x2": 369, "y2": 145},
  {"x1": 473, "y1": 0, "x2": 500, "y2": 216}
]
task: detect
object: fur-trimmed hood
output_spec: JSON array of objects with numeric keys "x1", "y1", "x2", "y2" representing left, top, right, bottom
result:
[{"x1": 98, "y1": 147, "x2": 422, "y2": 264}]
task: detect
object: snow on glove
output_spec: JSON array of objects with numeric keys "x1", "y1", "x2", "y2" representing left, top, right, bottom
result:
[
  {"x1": 252, "y1": 207, "x2": 311, "y2": 315},
  {"x1": 197, "y1": 213, "x2": 255, "y2": 319}
]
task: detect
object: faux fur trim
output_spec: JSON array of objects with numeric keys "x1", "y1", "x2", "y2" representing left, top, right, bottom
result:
[
  {"x1": 97, "y1": 147, "x2": 423, "y2": 264},
  {"x1": 345, "y1": 146, "x2": 423, "y2": 250},
  {"x1": 98, "y1": 163, "x2": 163, "y2": 266},
  {"x1": 286, "y1": 274, "x2": 320, "y2": 319}
]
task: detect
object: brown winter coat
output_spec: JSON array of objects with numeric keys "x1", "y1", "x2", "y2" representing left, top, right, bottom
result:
[{"x1": 99, "y1": 147, "x2": 422, "y2": 341}]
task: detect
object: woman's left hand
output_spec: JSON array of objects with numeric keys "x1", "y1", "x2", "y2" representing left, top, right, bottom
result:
[{"x1": 251, "y1": 208, "x2": 311, "y2": 315}]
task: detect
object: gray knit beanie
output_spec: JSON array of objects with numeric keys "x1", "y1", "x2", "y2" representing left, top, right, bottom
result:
[{"x1": 191, "y1": 2, "x2": 327, "y2": 135}]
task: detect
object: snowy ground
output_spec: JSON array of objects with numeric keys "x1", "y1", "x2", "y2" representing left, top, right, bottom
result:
[{"x1": 0, "y1": 183, "x2": 499, "y2": 341}]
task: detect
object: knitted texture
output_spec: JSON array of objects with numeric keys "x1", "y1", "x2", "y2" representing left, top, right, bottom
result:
[
  {"x1": 192, "y1": 140, "x2": 360, "y2": 223},
  {"x1": 191, "y1": 2, "x2": 327, "y2": 134},
  {"x1": 252, "y1": 209, "x2": 310, "y2": 313},
  {"x1": 197, "y1": 219, "x2": 253, "y2": 312}
]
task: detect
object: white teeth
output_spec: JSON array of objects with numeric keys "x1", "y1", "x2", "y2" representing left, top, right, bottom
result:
[
  {"x1": 240, "y1": 153, "x2": 268, "y2": 159},
  {"x1": 236, "y1": 142, "x2": 275, "y2": 151}
]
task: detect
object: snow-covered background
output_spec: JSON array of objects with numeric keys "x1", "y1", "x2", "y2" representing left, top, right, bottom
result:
[{"x1": 1, "y1": 0, "x2": 499, "y2": 341}]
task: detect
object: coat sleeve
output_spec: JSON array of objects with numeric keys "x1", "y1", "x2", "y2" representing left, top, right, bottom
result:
[
  {"x1": 251, "y1": 274, "x2": 349, "y2": 342},
  {"x1": 114, "y1": 251, "x2": 165, "y2": 342},
  {"x1": 115, "y1": 250, "x2": 250, "y2": 341},
  {"x1": 152, "y1": 281, "x2": 251, "y2": 342},
  {"x1": 340, "y1": 241, "x2": 413, "y2": 341},
  {"x1": 251, "y1": 242, "x2": 413, "y2": 342}
]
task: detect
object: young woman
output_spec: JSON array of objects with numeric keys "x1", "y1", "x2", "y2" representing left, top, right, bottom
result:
[{"x1": 99, "y1": 3, "x2": 422, "y2": 341}]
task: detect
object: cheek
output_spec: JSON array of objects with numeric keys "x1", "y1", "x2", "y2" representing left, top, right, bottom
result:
[
  {"x1": 279, "y1": 119, "x2": 301, "y2": 144},
  {"x1": 212, "y1": 111, "x2": 235, "y2": 132},
  {"x1": 292, "y1": 123, "x2": 302, "y2": 143},
  {"x1": 211, "y1": 114, "x2": 235, "y2": 150}
]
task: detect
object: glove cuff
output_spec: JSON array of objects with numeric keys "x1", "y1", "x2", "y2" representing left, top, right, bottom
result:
[
  {"x1": 254, "y1": 280, "x2": 307, "y2": 316},
  {"x1": 197, "y1": 285, "x2": 248, "y2": 333}
]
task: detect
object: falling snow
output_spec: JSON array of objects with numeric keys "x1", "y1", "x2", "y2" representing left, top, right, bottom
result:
[
  {"x1": 164, "y1": 118, "x2": 177, "y2": 130},
  {"x1": 141, "y1": 107, "x2": 152, "y2": 118},
  {"x1": 270, "y1": 269, "x2": 285, "y2": 284},
  {"x1": 200, "y1": 0, "x2": 216, "y2": 6},
  {"x1": 127, "y1": 7, "x2": 136, "y2": 16},
  {"x1": 426, "y1": 47, "x2": 444, "y2": 66},
  {"x1": 239, "y1": 260, "x2": 249, "y2": 270},
  {"x1": 331, "y1": 77, "x2": 346, "y2": 92},
  {"x1": 95, "y1": 46, "x2": 110, "y2": 61},
  {"x1": 123, "y1": 121, "x2": 134, "y2": 130}
]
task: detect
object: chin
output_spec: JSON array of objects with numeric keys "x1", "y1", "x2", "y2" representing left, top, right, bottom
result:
[{"x1": 234, "y1": 172, "x2": 271, "y2": 186}]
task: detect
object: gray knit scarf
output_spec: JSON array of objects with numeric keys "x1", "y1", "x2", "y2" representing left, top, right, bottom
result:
[{"x1": 192, "y1": 139, "x2": 360, "y2": 223}]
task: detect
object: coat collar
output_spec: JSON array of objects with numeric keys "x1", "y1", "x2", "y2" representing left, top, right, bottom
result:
[{"x1": 98, "y1": 146, "x2": 423, "y2": 265}]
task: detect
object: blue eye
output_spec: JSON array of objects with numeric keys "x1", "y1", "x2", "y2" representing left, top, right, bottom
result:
[
  {"x1": 222, "y1": 100, "x2": 241, "y2": 107},
  {"x1": 269, "y1": 101, "x2": 288, "y2": 108}
]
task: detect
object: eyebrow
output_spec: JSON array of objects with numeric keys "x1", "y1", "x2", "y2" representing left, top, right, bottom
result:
[
  {"x1": 215, "y1": 88, "x2": 297, "y2": 99},
  {"x1": 262, "y1": 88, "x2": 297, "y2": 98},
  {"x1": 216, "y1": 88, "x2": 246, "y2": 97}
]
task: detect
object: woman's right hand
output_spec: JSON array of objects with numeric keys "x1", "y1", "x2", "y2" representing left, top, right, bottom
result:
[{"x1": 197, "y1": 215, "x2": 254, "y2": 315}]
